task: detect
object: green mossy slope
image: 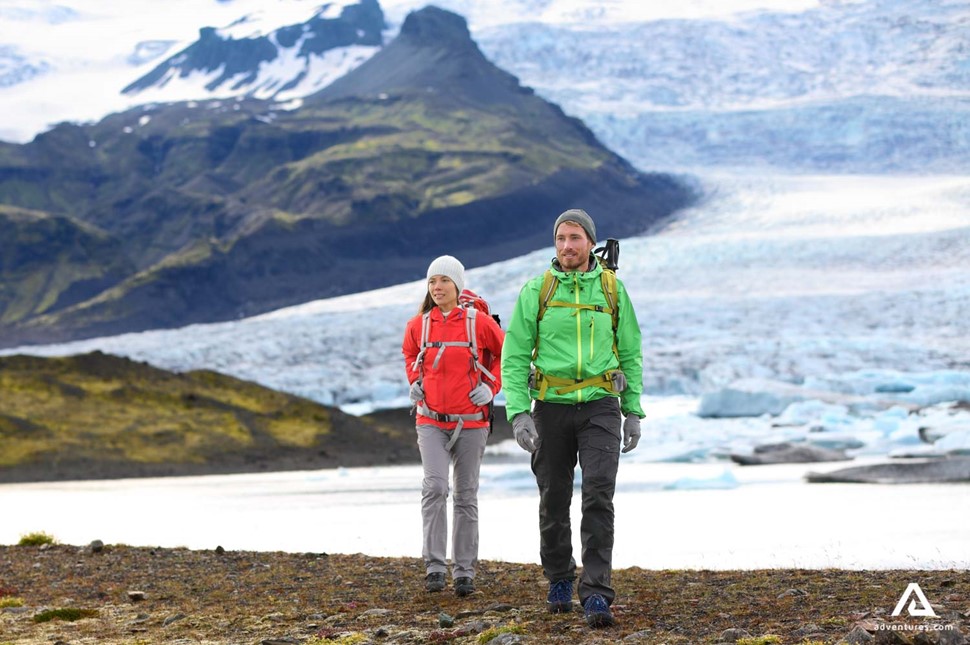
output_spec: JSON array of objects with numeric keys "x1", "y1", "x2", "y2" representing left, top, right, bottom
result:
[{"x1": 0, "y1": 352, "x2": 417, "y2": 482}]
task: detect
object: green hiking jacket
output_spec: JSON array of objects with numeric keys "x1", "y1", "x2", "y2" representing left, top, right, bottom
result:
[{"x1": 501, "y1": 259, "x2": 645, "y2": 420}]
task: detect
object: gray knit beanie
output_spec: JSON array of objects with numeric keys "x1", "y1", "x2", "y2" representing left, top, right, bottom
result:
[
  {"x1": 553, "y1": 208, "x2": 596, "y2": 244},
  {"x1": 426, "y1": 255, "x2": 465, "y2": 294}
]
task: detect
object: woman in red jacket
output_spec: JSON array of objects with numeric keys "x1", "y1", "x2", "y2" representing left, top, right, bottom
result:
[{"x1": 402, "y1": 255, "x2": 504, "y2": 597}]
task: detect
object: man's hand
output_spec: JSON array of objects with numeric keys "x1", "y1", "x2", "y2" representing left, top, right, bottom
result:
[
  {"x1": 512, "y1": 413, "x2": 539, "y2": 453},
  {"x1": 621, "y1": 414, "x2": 641, "y2": 453},
  {"x1": 409, "y1": 381, "x2": 424, "y2": 403},
  {"x1": 469, "y1": 383, "x2": 494, "y2": 406}
]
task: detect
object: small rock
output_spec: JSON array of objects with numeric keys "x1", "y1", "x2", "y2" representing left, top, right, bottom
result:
[
  {"x1": 841, "y1": 625, "x2": 876, "y2": 644},
  {"x1": 162, "y1": 613, "x2": 186, "y2": 626},
  {"x1": 873, "y1": 629, "x2": 913, "y2": 644},
  {"x1": 373, "y1": 627, "x2": 389, "y2": 637},
  {"x1": 324, "y1": 613, "x2": 348, "y2": 626},
  {"x1": 214, "y1": 545, "x2": 225, "y2": 555},
  {"x1": 438, "y1": 612, "x2": 454, "y2": 627},
  {"x1": 261, "y1": 639, "x2": 300, "y2": 645},
  {"x1": 486, "y1": 634, "x2": 527, "y2": 645},
  {"x1": 457, "y1": 620, "x2": 489, "y2": 635},
  {"x1": 359, "y1": 608, "x2": 393, "y2": 619},
  {"x1": 456, "y1": 609, "x2": 485, "y2": 618},
  {"x1": 778, "y1": 588, "x2": 808, "y2": 599},
  {"x1": 720, "y1": 628, "x2": 753, "y2": 643},
  {"x1": 794, "y1": 623, "x2": 822, "y2": 638},
  {"x1": 88, "y1": 540, "x2": 104, "y2": 554},
  {"x1": 127, "y1": 590, "x2": 146, "y2": 602},
  {"x1": 624, "y1": 630, "x2": 654, "y2": 642},
  {"x1": 916, "y1": 627, "x2": 969, "y2": 645},
  {"x1": 485, "y1": 603, "x2": 515, "y2": 613}
]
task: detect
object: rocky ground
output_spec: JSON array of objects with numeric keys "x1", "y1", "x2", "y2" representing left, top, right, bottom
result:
[{"x1": 1, "y1": 543, "x2": 968, "y2": 645}]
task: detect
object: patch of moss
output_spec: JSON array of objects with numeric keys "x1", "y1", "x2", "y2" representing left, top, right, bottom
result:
[
  {"x1": 17, "y1": 531, "x2": 56, "y2": 546},
  {"x1": 737, "y1": 636, "x2": 782, "y2": 645},
  {"x1": 477, "y1": 624, "x2": 525, "y2": 644},
  {"x1": 32, "y1": 607, "x2": 99, "y2": 623}
]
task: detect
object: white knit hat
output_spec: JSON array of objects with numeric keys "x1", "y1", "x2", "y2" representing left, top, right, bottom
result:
[{"x1": 426, "y1": 255, "x2": 465, "y2": 294}]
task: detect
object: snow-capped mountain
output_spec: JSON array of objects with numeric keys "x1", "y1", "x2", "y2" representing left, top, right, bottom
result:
[
  {"x1": 121, "y1": 0, "x2": 384, "y2": 103},
  {"x1": 2, "y1": 0, "x2": 968, "y2": 173},
  {"x1": 0, "y1": 0, "x2": 371, "y2": 142}
]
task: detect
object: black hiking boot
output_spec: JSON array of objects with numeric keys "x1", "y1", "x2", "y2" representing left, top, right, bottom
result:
[
  {"x1": 425, "y1": 572, "x2": 446, "y2": 593},
  {"x1": 454, "y1": 577, "x2": 475, "y2": 597}
]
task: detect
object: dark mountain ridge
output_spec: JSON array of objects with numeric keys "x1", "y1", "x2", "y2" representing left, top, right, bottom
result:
[{"x1": 0, "y1": 6, "x2": 697, "y2": 348}]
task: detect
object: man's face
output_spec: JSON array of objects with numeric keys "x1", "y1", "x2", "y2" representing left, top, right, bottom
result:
[{"x1": 555, "y1": 221, "x2": 594, "y2": 271}]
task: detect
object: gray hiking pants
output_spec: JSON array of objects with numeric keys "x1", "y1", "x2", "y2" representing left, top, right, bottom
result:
[
  {"x1": 531, "y1": 397, "x2": 621, "y2": 605},
  {"x1": 416, "y1": 424, "x2": 489, "y2": 579}
]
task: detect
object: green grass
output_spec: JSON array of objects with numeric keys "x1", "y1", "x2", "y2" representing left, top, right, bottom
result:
[{"x1": 17, "y1": 531, "x2": 56, "y2": 546}]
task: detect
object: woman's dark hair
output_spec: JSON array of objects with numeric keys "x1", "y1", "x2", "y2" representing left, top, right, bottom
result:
[
  {"x1": 418, "y1": 291, "x2": 435, "y2": 314},
  {"x1": 418, "y1": 277, "x2": 461, "y2": 314}
]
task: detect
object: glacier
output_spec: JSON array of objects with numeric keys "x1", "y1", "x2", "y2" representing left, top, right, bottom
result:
[{"x1": 6, "y1": 172, "x2": 969, "y2": 465}]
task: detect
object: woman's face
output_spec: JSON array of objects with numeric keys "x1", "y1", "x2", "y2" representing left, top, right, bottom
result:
[{"x1": 428, "y1": 275, "x2": 459, "y2": 311}]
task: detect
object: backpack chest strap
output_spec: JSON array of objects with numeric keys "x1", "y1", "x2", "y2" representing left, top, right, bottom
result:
[{"x1": 544, "y1": 300, "x2": 615, "y2": 316}]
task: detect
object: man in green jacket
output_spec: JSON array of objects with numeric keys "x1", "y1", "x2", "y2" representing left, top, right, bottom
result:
[{"x1": 501, "y1": 208, "x2": 644, "y2": 628}]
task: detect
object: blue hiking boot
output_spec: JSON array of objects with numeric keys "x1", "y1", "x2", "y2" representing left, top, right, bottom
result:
[
  {"x1": 582, "y1": 593, "x2": 615, "y2": 627},
  {"x1": 547, "y1": 579, "x2": 573, "y2": 613}
]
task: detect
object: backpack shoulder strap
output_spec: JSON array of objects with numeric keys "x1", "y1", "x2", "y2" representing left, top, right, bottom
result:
[
  {"x1": 599, "y1": 263, "x2": 620, "y2": 361},
  {"x1": 465, "y1": 306, "x2": 497, "y2": 384},
  {"x1": 600, "y1": 266, "x2": 619, "y2": 332},
  {"x1": 410, "y1": 311, "x2": 433, "y2": 377},
  {"x1": 533, "y1": 270, "x2": 557, "y2": 360},
  {"x1": 537, "y1": 270, "x2": 557, "y2": 322}
]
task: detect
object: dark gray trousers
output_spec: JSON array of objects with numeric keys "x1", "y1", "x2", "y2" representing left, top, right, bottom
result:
[{"x1": 531, "y1": 396, "x2": 621, "y2": 605}]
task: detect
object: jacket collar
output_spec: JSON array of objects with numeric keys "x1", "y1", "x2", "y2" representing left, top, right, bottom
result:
[
  {"x1": 550, "y1": 255, "x2": 601, "y2": 281},
  {"x1": 429, "y1": 306, "x2": 465, "y2": 322}
]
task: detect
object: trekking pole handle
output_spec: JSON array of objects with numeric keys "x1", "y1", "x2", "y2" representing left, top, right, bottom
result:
[{"x1": 594, "y1": 238, "x2": 620, "y2": 271}]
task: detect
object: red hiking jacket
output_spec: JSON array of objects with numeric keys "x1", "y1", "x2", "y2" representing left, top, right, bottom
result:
[{"x1": 403, "y1": 306, "x2": 505, "y2": 430}]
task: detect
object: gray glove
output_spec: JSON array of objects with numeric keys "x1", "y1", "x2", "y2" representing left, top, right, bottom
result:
[
  {"x1": 469, "y1": 383, "x2": 494, "y2": 406},
  {"x1": 512, "y1": 413, "x2": 538, "y2": 453},
  {"x1": 621, "y1": 414, "x2": 641, "y2": 453},
  {"x1": 409, "y1": 380, "x2": 424, "y2": 403},
  {"x1": 610, "y1": 370, "x2": 627, "y2": 393}
]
